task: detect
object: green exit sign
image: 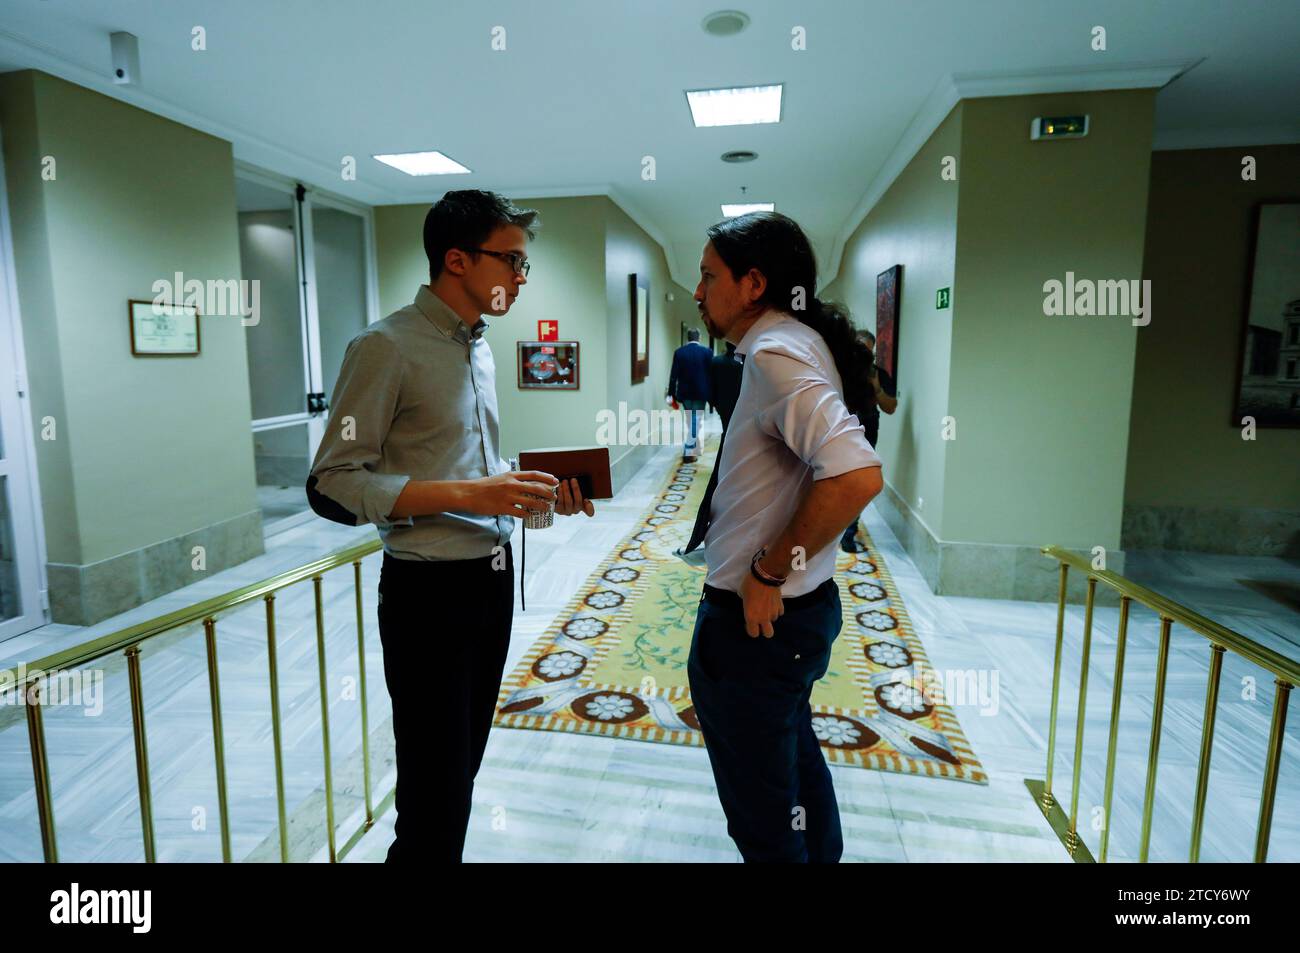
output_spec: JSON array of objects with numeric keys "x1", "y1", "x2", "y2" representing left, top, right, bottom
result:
[{"x1": 936, "y1": 287, "x2": 951, "y2": 310}]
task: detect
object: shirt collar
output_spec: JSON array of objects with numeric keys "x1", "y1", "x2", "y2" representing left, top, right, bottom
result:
[
  {"x1": 734, "y1": 308, "x2": 786, "y2": 360},
  {"x1": 415, "y1": 285, "x2": 490, "y2": 343}
]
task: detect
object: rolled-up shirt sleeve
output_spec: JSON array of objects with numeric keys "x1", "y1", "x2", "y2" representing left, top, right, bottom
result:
[
  {"x1": 753, "y1": 349, "x2": 882, "y2": 481},
  {"x1": 306, "y1": 332, "x2": 412, "y2": 527}
]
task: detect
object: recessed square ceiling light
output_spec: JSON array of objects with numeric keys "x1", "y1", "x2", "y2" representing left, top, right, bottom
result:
[
  {"x1": 372, "y1": 151, "x2": 472, "y2": 176},
  {"x1": 721, "y1": 202, "x2": 775, "y2": 217},
  {"x1": 686, "y1": 84, "x2": 783, "y2": 127}
]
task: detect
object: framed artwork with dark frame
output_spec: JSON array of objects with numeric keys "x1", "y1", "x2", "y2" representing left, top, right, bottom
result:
[
  {"x1": 1232, "y1": 201, "x2": 1300, "y2": 428},
  {"x1": 518, "y1": 340, "x2": 580, "y2": 389},
  {"x1": 630, "y1": 273, "x2": 649, "y2": 384},
  {"x1": 875, "y1": 265, "x2": 902, "y2": 383},
  {"x1": 128, "y1": 299, "x2": 201, "y2": 356}
]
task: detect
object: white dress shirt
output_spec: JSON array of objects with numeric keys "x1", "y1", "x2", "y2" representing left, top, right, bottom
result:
[{"x1": 704, "y1": 308, "x2": 883, "y2": 596}]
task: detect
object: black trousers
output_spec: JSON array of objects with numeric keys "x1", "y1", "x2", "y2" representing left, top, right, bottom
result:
[
  {"x1": 687, "y1": 578, "x2": 845, "y2": 862},
  {"x1": 377, "y1": 544, "x2": 514, "y2": 862}
]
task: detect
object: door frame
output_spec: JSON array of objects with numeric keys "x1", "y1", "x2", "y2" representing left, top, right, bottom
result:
[
  {"x1": 0, "y1": 126, "x2": 51, "y2": 639},
  {"x1": 235, "y1": 162, "x2": 380, "y2": 536}
]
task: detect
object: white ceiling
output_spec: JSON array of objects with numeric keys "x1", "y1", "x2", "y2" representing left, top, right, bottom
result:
[{"x1": 2, "y1": 0, "x2": 1298, "y2": 290}]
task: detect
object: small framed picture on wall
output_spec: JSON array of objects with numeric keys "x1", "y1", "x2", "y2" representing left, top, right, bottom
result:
[
  {"x1": 518, "y1": 341, "x2": 580, "y2": 389},
  {"x1": 128, "y1": 299, "x2": 201, "y2": 356}
]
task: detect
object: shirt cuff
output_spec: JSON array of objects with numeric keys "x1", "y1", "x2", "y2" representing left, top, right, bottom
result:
[
  {"x1": 811, "y1": 430, "x2": 882, "y2": 481},
  {"x1": 364, "y1": 473, "x2": 412, "y2": 527}
]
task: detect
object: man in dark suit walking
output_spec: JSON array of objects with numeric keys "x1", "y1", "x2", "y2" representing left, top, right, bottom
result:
[
  {"x1": 709, "y1": 341, "x2": 744, "y2": 432},
  {"x1": 668, "y1": 328, "x2": 714, "y2": 461}
]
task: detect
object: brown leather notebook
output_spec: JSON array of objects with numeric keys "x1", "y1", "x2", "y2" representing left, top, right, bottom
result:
[{"x1": 517, "y1": 447, "x2": 613, "y2": 500}]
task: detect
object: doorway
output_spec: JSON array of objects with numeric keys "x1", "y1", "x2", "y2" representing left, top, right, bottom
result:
[
  {"x1": 0, "y1": 128, "x2": 49, "y2": 640},
  {"x1": 234, "y1": 167, "x2": 378, "y2": 536}
]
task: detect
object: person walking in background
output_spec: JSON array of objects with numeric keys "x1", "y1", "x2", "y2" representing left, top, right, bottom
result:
[
  {"x1": 677, "y1": 340, "x2": 745, "y2": 562},
  {"x1": 668, "y1": 328, "x2": 714, "y2": 461},
  {"x1": 686, "y1": 211, "x2": 883, "y2": 862},
  {"x1": 840, "y1": 328, "x2": 898, "y2": 553},
  {"x1": 709, "y1": 340, "x2": 744, "y2": 432}
]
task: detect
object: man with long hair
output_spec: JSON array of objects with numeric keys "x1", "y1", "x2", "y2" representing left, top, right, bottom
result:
[{"x1": 686, "y1": 211, "x2": 883, "y2": 862}]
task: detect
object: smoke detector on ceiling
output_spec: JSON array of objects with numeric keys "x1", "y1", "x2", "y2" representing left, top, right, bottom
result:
[{"x1": 702, "y1": 10, "x2": 750, "y2": 36}]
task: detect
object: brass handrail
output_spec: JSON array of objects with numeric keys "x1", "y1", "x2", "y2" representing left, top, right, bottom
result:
[
  {"x1": 1, "y1": 536, "x2": 386, "y2": 863},
  {"x1": 1027, "y1": 545, "x2": 1295, "y2": 864}
]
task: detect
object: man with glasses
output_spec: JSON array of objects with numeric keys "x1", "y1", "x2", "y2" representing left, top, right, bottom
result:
[{"x1": 306, "y1": 189, "x2": 594, "y2": 862}]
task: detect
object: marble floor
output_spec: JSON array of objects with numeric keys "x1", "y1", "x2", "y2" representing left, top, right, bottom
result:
[
  {"x1": 256, "y1": 483, "x2": 313, "y2": 530},
  {"x1": 2, "y1": 414, "x2": 1296, "y2": 862}
]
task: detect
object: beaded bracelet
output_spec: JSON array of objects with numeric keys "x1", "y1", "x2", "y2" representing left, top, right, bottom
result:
[{"x1": 750, "y1": 546, "x2": 787, "y2": 587}]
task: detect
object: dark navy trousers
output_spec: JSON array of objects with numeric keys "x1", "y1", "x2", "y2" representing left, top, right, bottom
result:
[{"x1": 687, "y1": 577, "x2": 844, "y2": 862}]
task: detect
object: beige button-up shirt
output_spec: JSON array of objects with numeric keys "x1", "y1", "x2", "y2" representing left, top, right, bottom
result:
[{"x1": 307, "y1": 285, "x2": 513, "y2": 560}]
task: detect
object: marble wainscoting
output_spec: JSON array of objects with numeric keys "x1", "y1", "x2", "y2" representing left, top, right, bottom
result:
[
  {"x1": 45, "y1": 509, "x2": 266, "y2": 626},
  {"x1": 1123, "y1": 503, "x2": 1300, "y2": 558},
  {"x1": 874, "y1": 479, "x2": 1125, "y2": 606}
]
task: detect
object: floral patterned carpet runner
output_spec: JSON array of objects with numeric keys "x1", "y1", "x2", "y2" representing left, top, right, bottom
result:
[{"x1": 495, "y1": 436, "x2": 987, "y2": 784}]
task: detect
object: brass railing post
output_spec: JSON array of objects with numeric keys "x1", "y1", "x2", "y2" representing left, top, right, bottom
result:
[
  {"x1": 1254, "y1": 680, "x2": 1292, "y2": 862},
  {"x1": 265, "y1": 593, "x2": 290, "y2": 863},
  {"x1": 203, "y1": 617, "x2": 233, "y2": 863},
  {"x1": 313, "y1": 574, "x2": 338, "y2": 862},
  {"x1": 1030, "y1": 546, "x2": 1296, "y2": 865},
  {"x1": 1, "y1": 538, "x2": 389, "y2": 865},
  {"x1": 1041, "y1": 560, "x2": 1069, "y2": 812},
  {"x1": 1188, "y1": 643, "x2": 1227, "y2": 862},
  {"x1": 125, "y1": 644, "x2": 156, "y2": 863},
  {"x1": 354, "y1": 560, "x2": 374, "y2": 826},
  {"x1": 1139, "y1": 617, "x2": 1174, "y2": 862},
  {"x1": 1065, "y1": 575, "x2": 1097, "y2": 856},
  {"x1": 1099, "y1": 594, "x2": 1131, "y2": 863},
  {"x1": 23, "y1": 676, "x2": 58, "y2": 863}
]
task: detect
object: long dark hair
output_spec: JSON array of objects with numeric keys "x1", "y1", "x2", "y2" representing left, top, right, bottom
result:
[{"x1": 706, "y1": 212, "x2": 876, "y2": 421}]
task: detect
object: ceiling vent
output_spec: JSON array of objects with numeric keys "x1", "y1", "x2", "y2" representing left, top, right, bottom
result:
[{"x1": 702, "y1": 11, "x2": 750, "y2": 36}]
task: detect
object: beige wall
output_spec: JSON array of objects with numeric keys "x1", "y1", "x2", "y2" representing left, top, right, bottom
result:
[
  {"x1": 604, "y1": 198, "x2": 702, "y2": 470},
  {"x1": 373, "y1": 195, "x2": 695, "y2": 468},
  {"x1": 822, "y1": 104, "x2": 963, "y2": 536},
  {"x1": 1127, "y1": 144, "x2": 1300, "y2": 510},
  {"x1": 827, "y1": 89, "x2": 1160, "y2": 596},
  {"x1": 0, "y1": 70, "x2": 258, "y2": 567},
  {"x1": 945, "y1": 89, "x2": 1157, "y2": 550},
  {"x1": 372, "y1": 203, "x2": 429, "y2": 320}
]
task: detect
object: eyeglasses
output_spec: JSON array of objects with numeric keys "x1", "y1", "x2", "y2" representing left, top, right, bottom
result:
[{"x1": 468, "y1": 248, "x2": 530, "y2": 276}]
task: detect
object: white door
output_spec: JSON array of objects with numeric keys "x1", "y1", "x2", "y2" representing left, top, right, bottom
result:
[
  {"x1": 0, "y1": 129, "x2": 49, "y2": 640},
  {"x1": 236, "y1": 167, "x2": 376, "y2": 535}
]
